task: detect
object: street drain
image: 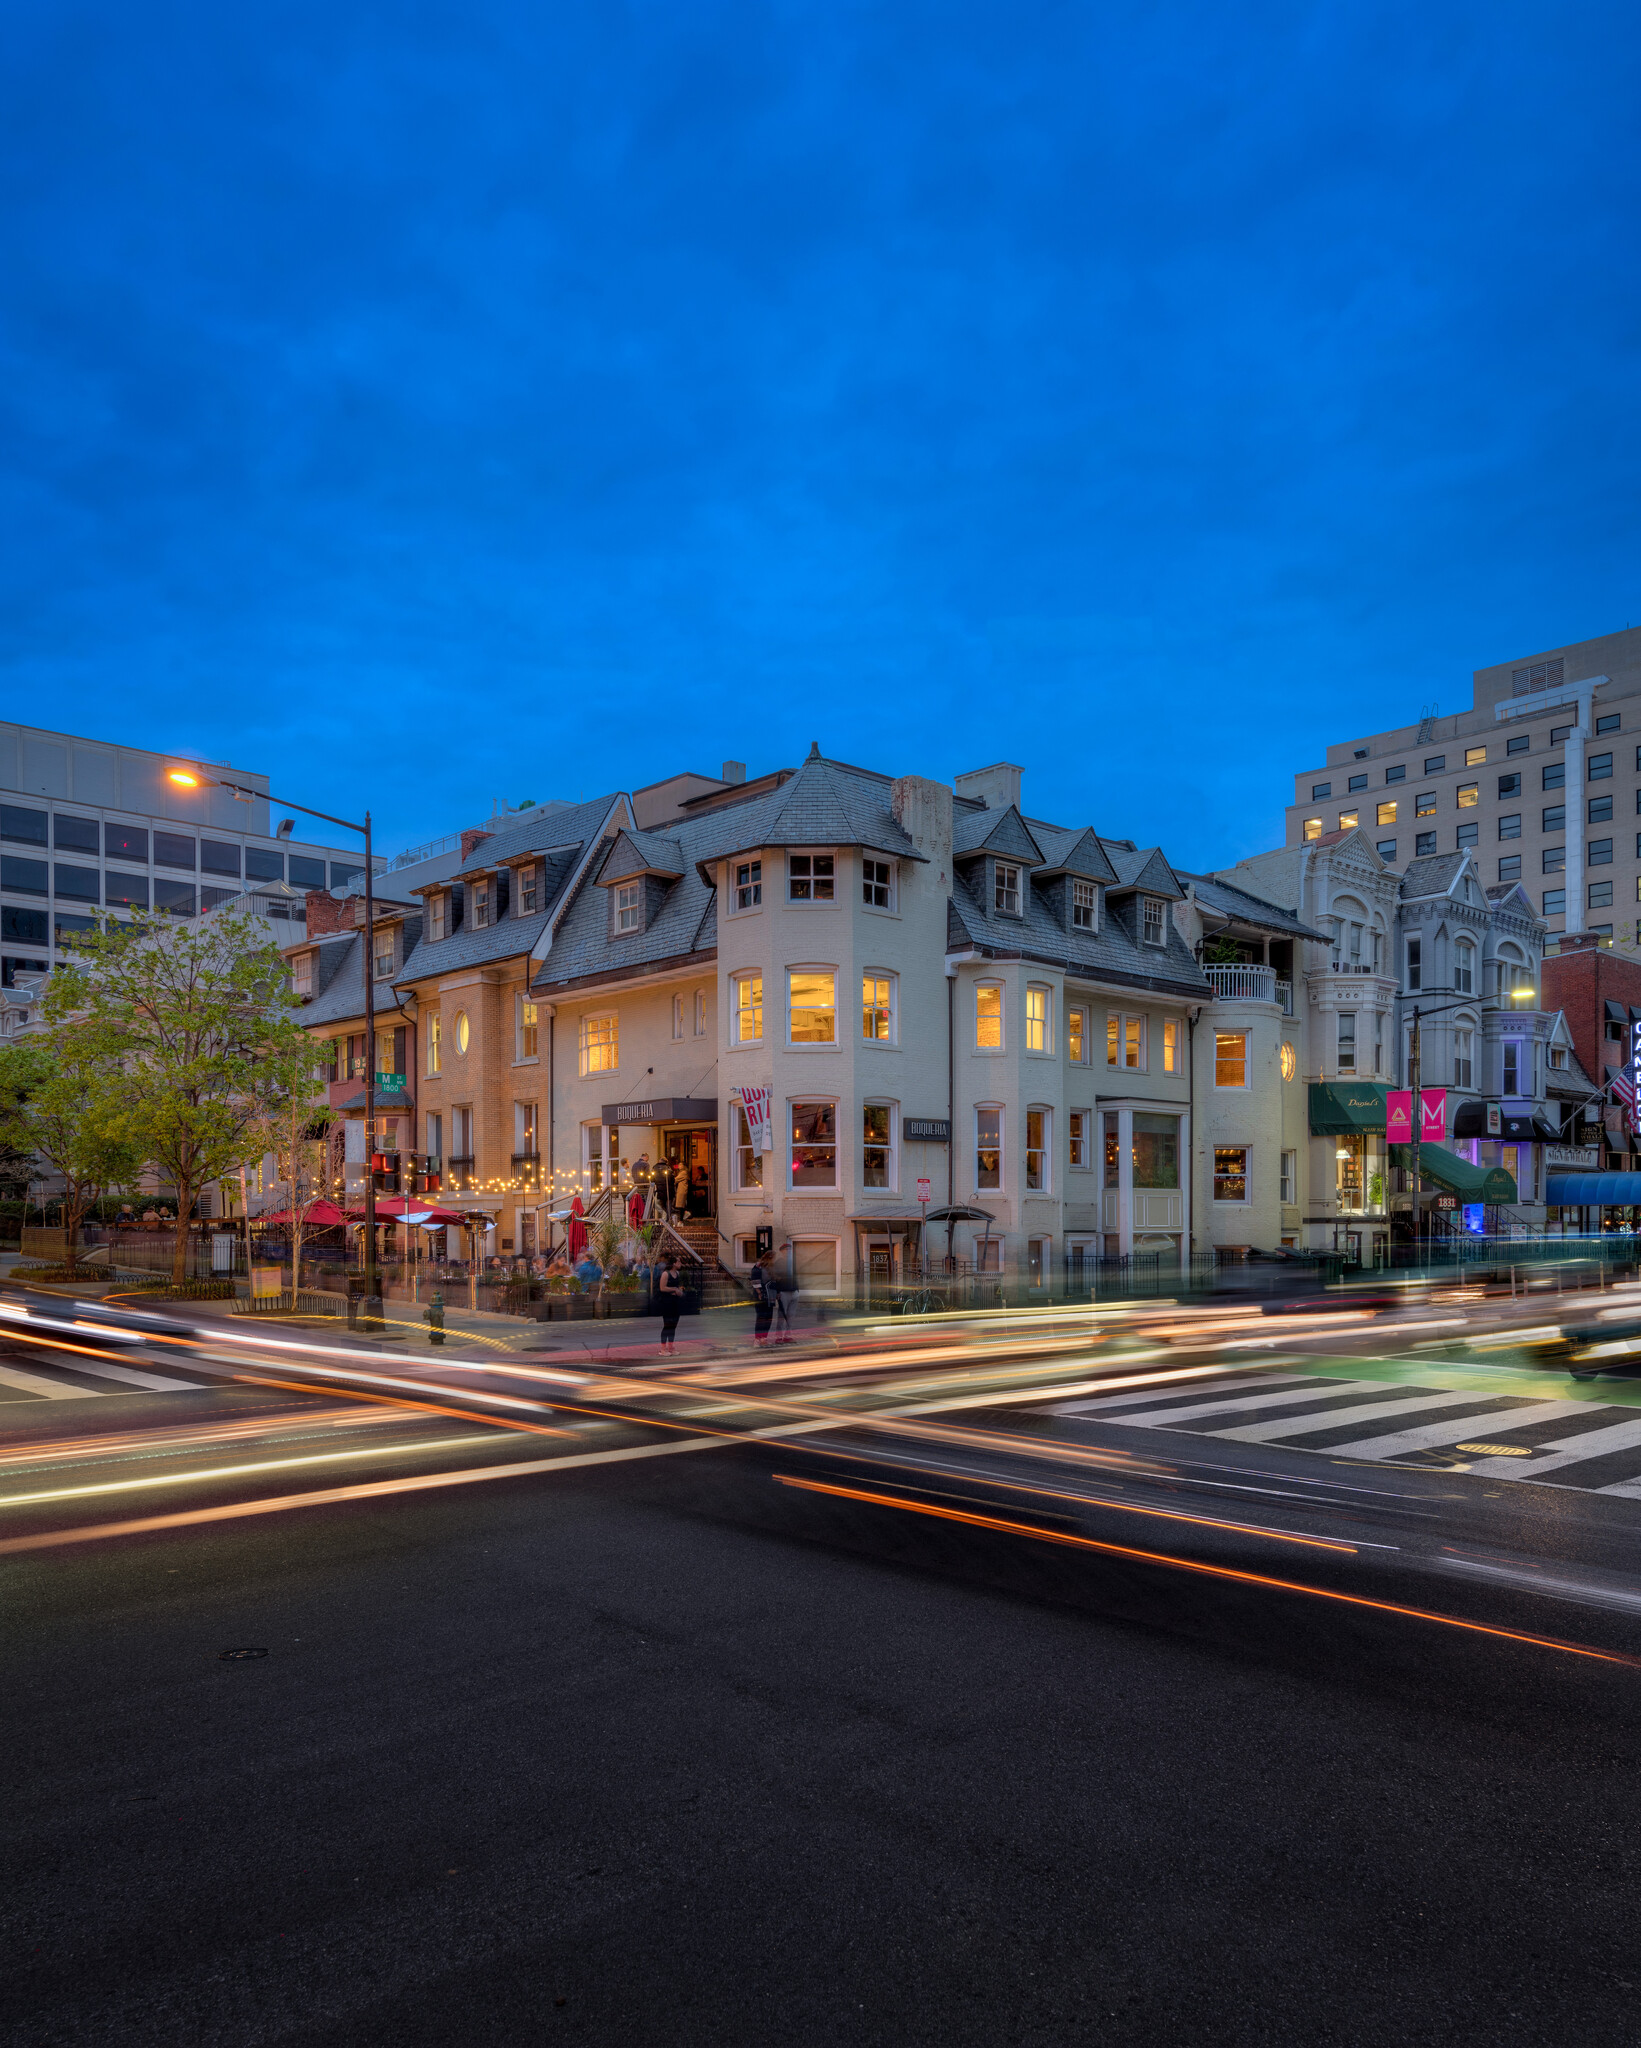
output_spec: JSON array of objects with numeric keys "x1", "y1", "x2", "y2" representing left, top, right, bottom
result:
[
  {"x1": 219, "y1": 1647, "x2": 269, "y2": 1659},
  {"x1": 1455, "y1": 1442, "x2": 1534, "y2": 1457}
]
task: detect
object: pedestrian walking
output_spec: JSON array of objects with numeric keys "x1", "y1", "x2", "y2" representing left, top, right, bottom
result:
[
  {"x1": 655, "y1": 1252, "x2": 685, "y2": 1355},
  {"x1": 771, "y1": 1246, "x2": 797, "y2": 1342},
  {"x1": 748, "y1": 1251, "x2": 774, "y2": 1346}
]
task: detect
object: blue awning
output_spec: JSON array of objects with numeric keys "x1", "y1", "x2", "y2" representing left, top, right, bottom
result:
[{"x1": 1546, "y1": 1173, "x2": 1641, "y2": 1205}]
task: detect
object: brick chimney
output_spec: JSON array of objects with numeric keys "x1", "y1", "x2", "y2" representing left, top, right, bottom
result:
[
  {"x1": 461, "y1": 828, "x2": 493, "y2": 860},
  {"x1": 304, "y1": 890, "x2": 357, "y2": 935}
]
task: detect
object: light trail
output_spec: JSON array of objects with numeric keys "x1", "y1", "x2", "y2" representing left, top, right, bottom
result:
[
  {"x1": 772, "y1": 1478, "x2": 1641, "y2": 1667},
  {"x1": 0, "y1": 1433, "x2": 506, "y2": 1507}
]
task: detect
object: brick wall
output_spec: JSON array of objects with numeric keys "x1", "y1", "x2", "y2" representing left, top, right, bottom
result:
[{"x1": 1541, "y1": 935, "x2": 1641, "y2": 1089}]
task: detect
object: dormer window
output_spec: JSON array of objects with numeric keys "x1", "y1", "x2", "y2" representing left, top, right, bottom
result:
[
  {"x1": 519, "y1": 864, "x2": 539, "y2": 915},
  {"x1": 472, "y1": 882, "x2": 490, "y2": 929},
  {"x1": 789, "y1": 854, "x2": 834, "y2": 902},
  {"x1": 1142, "y1": 897, "x2": 1166, "y2": 946},
  {"x1": 428, "y1": 894, "x2": 446, "y2": 942},
  {"x1": 373, "y1": 933, "x2": 395, "y2": 979},
  {"x1": 1072, "y1": 880, "x2": 1096, "y2": 931},
  {"x1": 615, "y1": 883, "x2": 642, "y2": 934},
  {"x1": 292, "y1": 953, "x2": 314, "y2": 996},
  {"x1": 995, "y1": 863, "x2": 1021, "y2": 916}
]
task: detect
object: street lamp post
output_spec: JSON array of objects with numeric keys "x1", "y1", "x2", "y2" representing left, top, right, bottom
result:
[{"x1": 167, "y1": 765, "x2": 381, "y2": 1324}]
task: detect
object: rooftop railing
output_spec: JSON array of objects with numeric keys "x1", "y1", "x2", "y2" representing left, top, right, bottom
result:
[{"x1": 1204, "y1": 964, "x2": 1277, "y2": 1004}]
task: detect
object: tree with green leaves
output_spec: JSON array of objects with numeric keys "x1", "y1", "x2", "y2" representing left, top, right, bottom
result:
[
  {"x1": 0, "y1": 1032, "x2": 140, "y2": 1272},
  {"x1": 48, "y1": 906, "x2": 317, "y2": 1284}
]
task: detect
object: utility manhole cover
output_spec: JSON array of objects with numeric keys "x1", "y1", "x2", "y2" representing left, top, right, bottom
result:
[{"x1": 219, "y1": 1647, "x2": 269, "y2": 1660}]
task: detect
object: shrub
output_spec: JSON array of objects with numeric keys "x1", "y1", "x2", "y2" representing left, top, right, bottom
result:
[
  {"x1": 114, "y1": 1278, "x2": 236, "y2": 1301},
  {"x1": 9, "y1": 1262, "x2": 95, "y2": 1281}
]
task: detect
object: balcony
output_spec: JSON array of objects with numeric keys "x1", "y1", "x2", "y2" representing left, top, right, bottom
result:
[
  {"x1": 511, "y1": 1152, "x2": 542, "y2": 1190},
  {"x1": 1204, "y1": 964, "x2": 1278, "y2": 1004},
  {"x1": 448, "y1": 1156, "x2": 475, "y2": 1193}
]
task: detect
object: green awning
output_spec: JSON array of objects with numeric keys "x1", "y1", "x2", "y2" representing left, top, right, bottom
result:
[
  {"x1": 1309, "y1": 1082, "x2": 1390, "y2": 1135},
  {"x1": 1391, "y1": 1145, "x2": 1517, "y2": 1203}
]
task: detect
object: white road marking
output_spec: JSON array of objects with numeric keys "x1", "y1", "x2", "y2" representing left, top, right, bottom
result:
[
  {"x1": 1091, "y1": 1382, "x2": 1419, "y2": 1431},
  {"x1": 1211, "y1": 1390, "x2": 1493, "y2": 1444},
  {"x1": 0, "y1": 1362, "x2": 102, "y2": 1400},
  {"x1": 39, "y1": 1358, "x2": 203, "y2": 1393},
  {"x1": 1319, "y1": 1400, "x2": 1594, "y2": 1461},
  {"x1": 1466, "y1": 1412, "x2": 1641, "y2": 1479}
]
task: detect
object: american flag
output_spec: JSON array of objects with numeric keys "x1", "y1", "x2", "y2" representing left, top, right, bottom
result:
[{"x1": 1612, "y1": 1070, "x2": 1637, "y2": 1134}]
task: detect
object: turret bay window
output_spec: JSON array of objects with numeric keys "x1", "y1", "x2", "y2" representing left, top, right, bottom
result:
[
  {"x1": 1142, "y1": 897, "x2": 1167, "y2": 946},
  {"x1": 975, "y1": 983, "x2": 1002, "y2": 1049},
  {"x1": 1132, "y1": 1114, "x2": 1179, "y2": 1189},
  {"x1": 732, "y1": 971, "x2": 763, "y2": 1044},
  {"x1": 1337, "y1": 1012, "x2": 1356, "y2": 1072},
  {"x1": 862, "y1": 972, "x2": 895, "y2": 1041},
  {"x1": 580, "y1": 1012, "x2": 618, "y2": 1075},
  {"x1": 1025, "y1": 984, "x2": 1051, "y2": 1054},
  {"x1": 614, "y1": 883, "x2": 641, "y2": 933},
  {"x1": 1072, "y1": 880, "x2": 1096, "y2": 930},
  {"x1": 791, "y1": 1102, "x2": 837, "y2": 1187},
  {"x1": 1025, "y1": 1108, "x2": 1051, "y2": 1191},
  {"x1": 788, "y1": 969, "x2": 837, "y2": 1044},
  {"x1": 789, "y1": 854, "x2": 834, "y2": 902},
  {"x1": 734, "y1": 860, "x2": 762, "y2": 910},
  {"x1": 731, "y1": 1101, "x2": 763, "y2": 1189},
  {"x1": 863, "y1": 1104, "x2": 895, "y2": 1189},
  {"x1": 976, "y1": 1106, "x2": 1002, "y2": 1191},
  {"x1": 1214, "y1": 1148, "x2": 1249, "y2": 1202},
  {"x1": 995, "y1": 862, "x2": 1022, "y2": 915},
  {"x1": 863, "y1": 859, "x2": 894, "y2": 909},
  {"x1": 1215, "y1": 1030, "x2": 1248, "y2": 1087}
]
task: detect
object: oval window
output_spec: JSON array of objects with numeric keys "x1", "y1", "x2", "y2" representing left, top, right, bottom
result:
[
  {"x1": 454, "y1": 1011, "x2": 470, "y2": 1055},
  {"x1": 1279, "y1": 1041, "x2": 1296, "y2": 1082}
]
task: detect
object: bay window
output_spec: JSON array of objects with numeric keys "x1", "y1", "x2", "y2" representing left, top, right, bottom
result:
[
  {"x1": 1215, "y1": 1030, "x2": 1248, "y2": 1087},
  {"x1": 976, "y1": 1106, "x2": 1002, "y2": 1191},
  {"x1": 975, "y1": 983, "x2": 1002, "y2": 1049},
  {"x1": 789, "y1": 854, "x2": 834, "y2": 902},
  {"x1": 1025, "y1": 983, "x2": 1051, "y2": 1054},
  {"x1": 862, "y1": 972, "x2": 895, "y2": 1041},
  {"x1": 1026, "y1": 1107, "x2": 1051, "y2": 1191},
  {"x1": 733, "y1": 971, "x2": 763, "y2": 1044},
  {"x1": 791, "y1": 1102, "x2": 837, "y2": 1187},
  {"x1": 788, "y1": 969, "x2": 837, "y2": 1044}
]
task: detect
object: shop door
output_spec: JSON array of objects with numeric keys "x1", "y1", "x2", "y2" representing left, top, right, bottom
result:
[
  {"x1": 663, "y1": 1127, "x2": 717, "y2": 1219},
  {"x1": 867, "y1": 1239, "x2": 893, "y2": 1283}
]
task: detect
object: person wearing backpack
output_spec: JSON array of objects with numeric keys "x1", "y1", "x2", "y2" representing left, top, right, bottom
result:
[
  {"x1": 770, "y1": 1245, "x2": 797, "y2": 1343},
  {"x1": 748, "y1": 1251, "x2": 774, "y2": 1346}
]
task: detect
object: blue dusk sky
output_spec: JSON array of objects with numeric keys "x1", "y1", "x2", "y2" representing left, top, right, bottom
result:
[{"x1": 3, "y1": 2, "x2": 1637, "y2": 866}]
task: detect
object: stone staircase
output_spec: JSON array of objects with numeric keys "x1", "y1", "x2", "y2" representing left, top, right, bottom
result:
[{"x1": 670, "y1": 1217, "x2": 749, "y2": 1305}]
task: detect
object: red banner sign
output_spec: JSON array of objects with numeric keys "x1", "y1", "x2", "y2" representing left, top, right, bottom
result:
[
  {"x1": 1420, "y1": 1088, "x2": 1447, "y2": 1142},
  {"x1": 1386, "y1": 1090, "x2": 1413, "y2": 1143}
]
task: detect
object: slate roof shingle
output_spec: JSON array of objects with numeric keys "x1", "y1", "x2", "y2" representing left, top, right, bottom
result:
[{"x1": 1186, "y1": 873, "x2": 1330, "y2": 942}]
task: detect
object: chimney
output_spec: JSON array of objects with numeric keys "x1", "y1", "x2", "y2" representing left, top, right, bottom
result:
[
  {"x1": 954, "y1": 762, "x2": 1024, "y2": 812},
  {"x1": 721, "y1": 760, "x2": 746, "y2": 786},
  {"x1": 891, "y1": 776, "x2": 953, "y2": 891},
  {"x1": 461, "y1": 828, "x2": 493, "y2": 861},
  {"x1": 304, "y1": 889, "x2": 355, "y2": 936}
]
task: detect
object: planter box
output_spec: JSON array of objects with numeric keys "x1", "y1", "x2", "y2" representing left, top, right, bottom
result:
[{"x1": 532, "y1": 1292, "x2": 653, "y2": 1322}]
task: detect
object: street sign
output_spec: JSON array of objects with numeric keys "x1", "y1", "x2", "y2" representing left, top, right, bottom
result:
[
  {"x1": 916, "y1": 1177, "x2": 932, "y2": 1201},
  {"x1": 375, "y1": 1072, "x2": 405, "y2": 1092}
]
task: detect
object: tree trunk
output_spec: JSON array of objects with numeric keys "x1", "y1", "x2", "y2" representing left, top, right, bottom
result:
[{"x1": 170, "y1": 1184, "x2": 192, "y2": 1286}]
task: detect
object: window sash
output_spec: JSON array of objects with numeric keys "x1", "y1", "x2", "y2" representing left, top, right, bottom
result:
[
  {"x1": 976, "y1": 1107, "x2": 1002, "y2": 1190},
  {"x1": 1214, "y1": 1030, "x2": 1248, "y2": 1087},
  {"x1": 789, "y1": 970, "x2": 837, "y2": 1043},
  {"x1": 581, "y1": 1014, "x2": 618, "y2": 1074},
  {"x1": 615, "y1": 883, "x2": 641, "y2": 932},
  {"x1": 1025, "y1": 985, "x2": 1049, "y2": 1053},
  {"x1": 732, "y1": 1103, "x2": 763, "y2": 1190},
  {"x1": 1069, "y1": 1109, "x2": 1090, "y2": 1168},
  {"x1": 1067, "y1": 1007, "x2": 1085, "y2": 1064},
  {"x1": 863, "y1": 859, "x2": 892, "y2": 909},
  {"x1": 791, "y1": 1101, "x2": 837, "y2": 1186},
  {"x1": 995, "y1": 863, "x2": 1021, "y2": 914},
  {"x1": 862, "y1": 973, "x2": 893, "y2": 1041},
  {"x1": 519, "y1": 999, "x2": 538, "y2": 1059},
  {"x1": 1213, "y1": 1147, "x2": 1248, "y2": 1201},
  {"x1": 863, "y1": 1104, "x2": 894, "y2": 1188},
  {"x1": 975, "y1": 984, "x2": 1002, "y2": 1049},
  {"x1": 1025, "y1": 1108, "x2": 1049, "y2": 1191},
  {"x1": 789, "y1": 854, "x2": 835, "y2": 902},
  {"x1": 734, "y1": 973, "x2": 763, "y2": 1043},
  {"x1": 735, "y1": 860, "x2": 762, "y2": 909}
]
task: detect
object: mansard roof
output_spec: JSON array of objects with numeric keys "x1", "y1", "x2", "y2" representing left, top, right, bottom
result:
[
  {"x1": 692, "y1": 747, "x2": 925, "y2": 883},
  {"x1": 542, "y1": 803, "x2": 731, "y2": 991},
  {"x1": 298, "y1": 915, "x2": 424, "y2": 1029},
  {"x1": 947, "y1": 863, "x2": 1210, "y2": 999},
  {"x1": 452, "y1": 794, "x2": 626, "y2": 879},
  {"x1": 1186, "y1": 873, "x2": 1329, "y2": 942}
]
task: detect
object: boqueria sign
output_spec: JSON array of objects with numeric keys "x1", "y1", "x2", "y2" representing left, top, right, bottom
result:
[{"x1": 600, "y1": 1098, "x2": 719, "y2": 1127}]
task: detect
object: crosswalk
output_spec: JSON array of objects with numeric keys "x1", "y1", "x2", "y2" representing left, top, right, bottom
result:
[
  {"x1": 1061, "y1": 1371, "x2": 1641, "y2": 1494},
  {"x1": 0, "y1": 1353, "x2": 214, "y2": 1403}
]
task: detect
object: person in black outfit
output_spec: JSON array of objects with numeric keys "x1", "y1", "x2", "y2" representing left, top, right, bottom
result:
[
  {"x1": 655, "y1": 1252, "x2": 684, "y2": 1356},
  {"x1": 749, "y1": 1251, "x2": 774, "y2": 1346}
]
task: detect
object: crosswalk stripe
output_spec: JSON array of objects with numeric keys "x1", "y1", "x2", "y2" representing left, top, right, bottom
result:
[
  {"x1": 1209, "y1": 1389, "x2": 1496, "y2": 1444},
  {"x1": 1320, "y1": 1400, "x2": 1594, "y2": 1461},
  {"x1": 1085, "y1": 1381, "x2": 1391, "y2": 1429},
  {"x1": 1466, "y1": 1412, "x2": 1641, "y2": 1478},
  {"x1": 0, "y1": 1361, "x2": 102, "y2": 1400},
  {"x1": 1066, "y1": 1374, "x2": 1319, "y2": 1416},
  {"x1": 46, "y1": 1357, "x2": 204, "y2": 1393}
]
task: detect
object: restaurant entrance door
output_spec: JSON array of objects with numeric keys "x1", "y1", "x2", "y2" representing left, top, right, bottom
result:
[{"x1": 662, "y1": 1126, "x2": 716, "y2": 1220}]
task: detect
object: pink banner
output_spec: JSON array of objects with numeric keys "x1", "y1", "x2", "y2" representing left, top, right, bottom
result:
[
  {"x1": 1386, "y1": 1090, "x2": 1413, "y2": 1143},
  {"x1": 1420, "y1": 1088, "x2": 1447, "y2": 1142}
]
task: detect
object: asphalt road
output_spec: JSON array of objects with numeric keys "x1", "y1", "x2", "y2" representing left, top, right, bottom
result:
[{"x1": 6, "y1": 1348, "x2": 1641, "y2": 2047}]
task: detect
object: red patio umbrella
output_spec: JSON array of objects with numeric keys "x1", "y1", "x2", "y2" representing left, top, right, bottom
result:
[
  {"x1": 258, "y1": 1199, "x2": 349, "y2": 1228},
  {"x1": 566, "y1": 1193, "x2": 587, "y2": 1261}
]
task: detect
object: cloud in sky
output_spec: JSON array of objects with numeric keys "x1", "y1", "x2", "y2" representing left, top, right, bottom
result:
[{"x1": 2, "y1": 0, "x2": 1637, "y2": 863}]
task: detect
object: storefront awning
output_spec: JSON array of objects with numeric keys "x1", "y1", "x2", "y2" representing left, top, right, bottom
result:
[
  {"x1": 1309, "y1": 1082, "x2": 1390, "y2": 1135},
  {"x1": 1451, "y1": 1101, "x2": 1561, "y2": 1141},
  {"x1": 601, "y1": 1097, "x2": 718, "y2": 1127},
  {"x1": 1546, "y1": 1173, "x2": 1641, "y2": 1205},
  {"x1": 1392, "y1": 1146, "x2": 1517, "y2": 1202}
]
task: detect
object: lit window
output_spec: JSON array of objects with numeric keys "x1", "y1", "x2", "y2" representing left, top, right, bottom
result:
[
  {"x1": 1069, "y1": 1109, "x2": 1090, "y2": 1168},
  {"x1": 1142, "y1": 897, "x2": 1166, "y2": 946},
  {"x1": 1338, "y1": 810, "x2": 1359, "y2": 830},
  {"x1": 427, "y1": 1014, "x2": 442, "y2": 1075},
  {"x1": 1464, "y1": 746, "x2": 1486, "y2": 766},
  {"x1": 790, "y1": 1101, "x2": 837, "y2": 1187},
  {"x1": 454, "y1": 1011, "x2": 470, "y2": 1056},
  {"x1": 733, "y1": 972, "x2": 763, "y2": 1044},
  {"x1": 1415, "y1": 792, "x2": 1436, "y2": 817},
  {"x1": 1124, "y1": 1016, "x2": 1144, "y2": 1069},
  {"x1": 1376, "y1": 801, "x2": 1397, "y2": 827},
  {"x1": 1025, "y1": 1108, "x2": 1051, "y2": 1191},
  {"x1": 788, "y1": 970, "x2": 837, "y2": 1044},
  {"x1": 1107, "y1": 1014, "x2": 1119, "y2": 1067},
  {"x1": 1025, "y1": 984, "x2": 1050, "y2": 1053},
  {"x1": 976, "y1": 1106, "x2": 1002, "y2": 1191},
  {"x1": 1303, "y1": 817, "x2": 1322, "y2": 841},
  {"x1": 1215, "y1": 1030, "x2": 1248, "y2": 1087},
  {"x1": 735, "y1": 860, "x2": 762, "y2": 910},
  {"x1": 789, "y1": 854, "x2": 834, "y2": 902},
  {"x1": 995, "y1": 862, "x2": 1021, "y2": 915},
  {"x1": 1164, "y1": 1018, "x2": 1181, "y2": 1073},
  {"x1": 1213, "y1": 1146, "x2": 1249, "y2": 1201},
  {"x1": 863, "y1": 1104, "x2": 894, "y2": 1189},
  {"x1": 1068, "y1": 1006, "x2": 1086, "y2": 1064},
  {"x1": 615, "y1": 883, "x2": 641, "y2": 933},
  {"x1": 1072, "y1": 880, "x2": 1096, "y2": 929},
  {"x1": 1457, "y1": 783, "x2": 1478, "y2": 808},
  {"x1": 731, "y1": 1100, "x2": 763, "y2": 1190},
  {"x1": 862, "y1": 973, "x2": 894, "y2": 1041},
  {"x1": 580, "y1": 1013, "x2": 618, "y2": 1075},
  {"x1": 1279, "y1": 1040, "x2": 1296, "y2": 1081},
  {"x1": 518, "y1": 997, "x2": 538, "y2": 1060},
  {"x1": 976, "y1": 984, "x2": 1002, "y2": 1049},
  {"x1": 863, "y1": 859, "x2": 893, "y2": 909}
]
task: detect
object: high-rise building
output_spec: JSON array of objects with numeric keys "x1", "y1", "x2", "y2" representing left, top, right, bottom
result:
[{"x1": 1282, "y1": 627, "x2": 1641, "y2": 950}]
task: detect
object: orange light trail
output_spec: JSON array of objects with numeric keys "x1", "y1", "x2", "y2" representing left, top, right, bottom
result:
[{"x1": 772, "y1": 1478, "x2": 1640, "y2": 1667}]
